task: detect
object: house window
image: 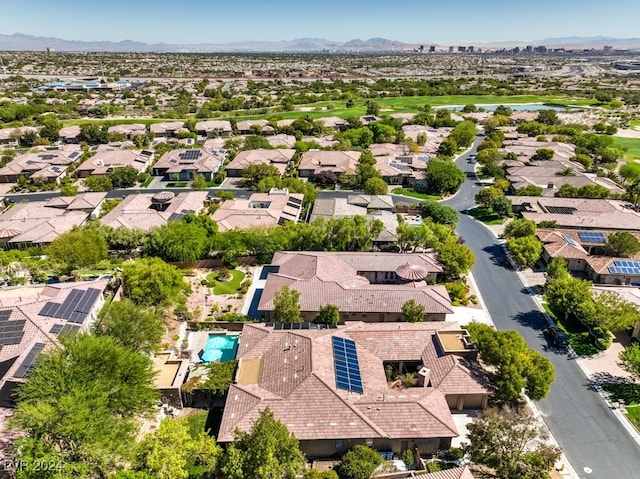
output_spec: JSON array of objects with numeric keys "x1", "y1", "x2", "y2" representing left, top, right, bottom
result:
[{"x1": 335, "y1": 440, "x2": 343, "y2": 449}]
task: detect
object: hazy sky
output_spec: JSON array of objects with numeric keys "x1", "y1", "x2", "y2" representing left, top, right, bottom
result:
[{"x1": 3, "y1": 0, "x2": 640, "y2": 45}]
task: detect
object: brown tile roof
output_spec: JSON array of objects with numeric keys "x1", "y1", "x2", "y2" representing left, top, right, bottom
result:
[
  {"x1": 259, "y1": 252, "x2": 449, "y2": 315},
  {"x1": 225, "y1": 148, "x2": 295, "y2": 175},
  {"x1": 419, "y1": 466, "x2": 475, "y2": 479},
  {"x1": 299, "y1": 150, "x2": 360, "y2": 174},
  {"x1": 220, "y1": 321, "x2": 487, "y2": 444}
]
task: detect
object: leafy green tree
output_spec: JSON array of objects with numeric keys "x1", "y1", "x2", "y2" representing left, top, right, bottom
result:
[
  {"x1": 537, "y1": 109, "x2": 560, "y2": 126},
  {"x1": 545, "y1": 257, "x2": 568, "y2": 283},
  {"x1": 355, "y1": 150, "x2": 380, "y2": 188},
  {"x1": 79, "y1": 124, "x2": 108, "y2": 144},
  {"x1": 545, "y1": 274, "x2": 592, "y2": 321},
  {"x1": 59, "y1": 183, "x2": 78, "y2": 196},
  {"x1": 476, "y1": 148, "x2": 502, "y2": 167},
  {"x1": 402, "y1": 299, "x2": 426, "y2": 322},
  {"x1": 147, "y1": 221, "x2": 210, "y2": 262},
  {"x1": 83, "y1": 175, "x2": 113, "y2": 192},
  {"x1": 605, "y1": 231, "x2": 640, "y2": 257},
  {"x1": 273, "y1": 285, "x2": 302, "y2": 323},
  {"x1": 136, "y1": 414, "x2": 220, "y2": 479},
  {"x1": 219, "y1": 408, "x2": 306, "y2": 479},
  {"x1": 336, "y1": 445, "x2": 384, "y2": 479},
  {"x1": 582, "y1": 292, "x2": 640, "y2": 333},
  {"x1": 191, "y1": 173, "x2": 208, "y2": 191},
  {"x1": 342, "y1": 127, "x2": 374, "y2": 148},
  {"x1": 122, "y1": 257, "x2": 189, "y2": 306},
  {"x1": 448, "y1": 120, "x2": 477, "y2": 148},
  {"x1": 555, "y1": 183, "x2": 578, "y2": 198},
  {"x1": 437, "y1": 138, "x2": 458, "y2": 157},
  {"x1": 198, "y1": 360, "x2": 238, "y2": 396},
  {"x1": 490, "y1": 195, "x2": 512, "y2": 218},
  {"x1": 516, "y1": 185, "x2": 543, "y2": 196},
  {"x1": 94, "y1": 299, "x2": 165, "y2": 354},
  {"x1": 466, "y1": 323, "x2": 554, "y2": 402},
  {"x1": 109, "y1": 166, "x2": 140, "y2": 188},
  {"x1": 436, "y1": 241, "x2": 475, "y2": 280},
  {"x1": 363, "y1": 176, "x2": 388, "y2": 195},
  {"x1": 424, "y1": 158, "x2": 465, "y2": 196},
  {"x1": 396, "y1": 221, "x2": 438, "y2": 253},
  {"x1": 11, "y1": 334, "x2": 157, "y2": 478},
  {"x1": 619, "y1": 343, "x2": 640, "y2": 380},
  {"x1": 417, "y1": 200, "x2": 458, "y2": 226},
  {"x1": 532, "y1": 148, "x2": 555, "y2": 161},
  {"x1": 366, "y1": 100, "x2": 381, "y2": 116},
  {"x1": 304, "y1": 470, "x2": 340, "y2": 479},
  {"x1": 504, "y1": 219, "x2": 537, "y2": 239},
  {"x1": 506, "y1": 236, "x2": 542, "y2": 268},
  {"x1": 38, "y1": 115, "x2": 62, "y2": 142},
  {"x1": 465, "y1": 407, "x2": 561, "y2": 479},
  {"x1": 47, "y1": 228, "x2": 108, "y2": 272},
  {"x1": 475, "y1": 187, "x2": 503, "y2": 208},
  {"x1": 242, "y1": 163, "x2": 281, "y2": 187},
  {"x1": 315, "y1": 304, "x2": 341, "y2": 325}
]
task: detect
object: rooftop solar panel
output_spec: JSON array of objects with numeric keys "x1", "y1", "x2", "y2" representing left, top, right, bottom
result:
[
  {"x1": 0, "y1": 319, "x2": 26, "y2": 346},
  {"x1": 561, "y1": 234, "x2": 578, "y2": 247},
  {"x1": 13, "y1": 343, "x2": 45, "y2": 379},
  {"x1": 0, "y1": 310, "x2": 11, "y2": 322},
  {"x1": 577, "y1": 231, "x2": 606, "y2": 243},
  {"x1": 332, "y1": 336, "x2": 364, "y2": 394},
  {"x1": 615, "y1": 260, "x2": 640, "y2": 268}
]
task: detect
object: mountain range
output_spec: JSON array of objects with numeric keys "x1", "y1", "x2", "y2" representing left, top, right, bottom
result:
[{"x1": 1, "y1": 33, "x2": 640, "y2": 53}]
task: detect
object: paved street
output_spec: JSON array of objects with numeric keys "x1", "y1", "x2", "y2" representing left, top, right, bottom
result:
[{"x1": 444, "y1": 137, "x2": 640, "y2": 479}]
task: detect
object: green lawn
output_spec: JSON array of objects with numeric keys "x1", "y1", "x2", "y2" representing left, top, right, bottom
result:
[
  {"x1": 207, "y1": 269, "x2": 246, "y2": 295},
  {"x1": 139, "y1": 177, "x2": 154, "y2": 188},
  {"x1": 601, "y1": 382, "x2": 640, "y2": 430},
  {"x1": 391, "y1": 188, "x2": 441, "y2": 200},
  {"x1": 541, "y1": 302, "x2": 600, "y2": 356},
  {"x1": 166, "y1": 182, "x2": 188, "y2": 188},
  {"x1": 613, "y1": 136, "x2": 640, "y2": 162},
  {"x1": 468, "y1": 206, "x2": 504, "y2": 225}
]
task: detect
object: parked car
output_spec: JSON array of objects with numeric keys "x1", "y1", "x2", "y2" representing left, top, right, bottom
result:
[{"x1": 547, "y1": 326, "x2": 569, "y2": 348}]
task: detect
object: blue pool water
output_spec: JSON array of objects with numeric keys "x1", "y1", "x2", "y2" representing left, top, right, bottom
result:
[{"x1": 201, "y1": 334, "x2": 239, "y2": 363}]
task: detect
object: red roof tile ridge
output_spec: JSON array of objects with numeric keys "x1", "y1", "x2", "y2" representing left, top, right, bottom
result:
[{"x1": 310, "y1": 371, "x2": 389, "y2": 438}]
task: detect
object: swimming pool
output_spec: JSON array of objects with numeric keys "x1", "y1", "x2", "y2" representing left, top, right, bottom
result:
[{"x1": 201, "y1": 334, "x2": 239, "y2": 363}]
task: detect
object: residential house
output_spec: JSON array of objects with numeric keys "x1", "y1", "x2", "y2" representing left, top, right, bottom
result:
[
  {"x1": 76, "y1": 149, "x2": 153, "y2": 178},
  {"x1": 150, "y1": 122, "x2": 185, "y2": 138},
  {"x1": 0, "y1": 280, "x2": 108, "y2": 407},
  {"x1": 510, "y1": 196, "x2": 640, "y2": 231},
  {"x1": 99, "y1": 191, "x2": 209, "y2": 231},
  {"x1": 195, "y1": 120, "x2": 232, "y2": 137},
  {"x1": 0, "y1": 193, "x2": 106, "y2": 248},
  {"x1": 318, "y1": 116, "x2": 349, "y2": 131},
  {"x1": 310, "y1": 196, "x2": 399, "y2": 249},
  {"x1": 266, "y1": 134, "x2": 296, "y2": 148},
  {"x1": 153, "y1": 352, "x2": 190, "y2": 409},
  {"x1": 0, "y1": 127, "x2": 38, "y2": 146},
  {"x1": 219, "y1": 320, "x2": 489, "y2": 458},
  {"x1": 258, "y1": 251, "x2": 450, "y2": 322},
  {"x1": 152, "y1": 148, "x2": 225, "y2": 181},
  {"x1": 58, "y1": 125, "x2": 82, "y2": 143},
  {"x1": 225, "y1": 148, "x2": 295, "y2": 177},
  {"x1": 0, "y1": 148, "x2": 81, "y2": 184},
  {"x1": 298, "y1": 150, "x2": 361, "y2": 179},
  {"x1": 212, "y1": 189, "x2": 304, "y2": 232},
  {"x1": 107, "y1": 123, "x2": 147, "y2": 139},
  {"x1": 236, "y1": 120, "x2": 274, "y2": 135}
]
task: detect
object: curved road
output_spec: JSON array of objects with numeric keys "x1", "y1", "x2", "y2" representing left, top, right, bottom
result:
[{"x1": 443, "y1": 137, "x2": 640, "y2": 479}]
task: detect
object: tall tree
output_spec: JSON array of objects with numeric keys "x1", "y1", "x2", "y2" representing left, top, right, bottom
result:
[
  {"x1": 314, "y1": 304, "x2": 341, "y2": 325},
  {"x1": 94, "y1": 299, "x2": 165, "y2": 354},
  {"x1": 218, "y1": 408, "x2": 306, "y2": 479},
  {"x1": 506, "y1": 236, "x2": 542, "y2": 268},
  {"x1": 109, "y1": 166, "x2": 139, "y2": 188},
  {"x1": 336, "y1": 445, "x2": 384, "y2": 479},
  {"x1": 401, "y1": 299, "x2": 426, "y2": 323},
  {"x1": 11, "y1": 334, "x2": 157, "y2": 478},
  {"x1": 504, "y1": 218, "x2": 537, "y2": 239},
  {"x1": 545, "y1": 274, "x2": 592, "y2": 321},
  {"x1": 417, "y1": 200, "x2": 458, "y2": 226},
  {"x1": 135, "y1": 414, "x2": 220, "y2": 479},
  {"x1": 605, "y1": 231, "x2": 640, "y2": 257},
  {"x1": 273, "y1": 285, "x2": 303, "y2": 323},
  {"x1": 424, "y1": 158, "x2": 465, "y2": 196},
  {"x1": 47, "y1": 228, "x2": 108, "y2": 273},
  {"x1": 465, "y1": 407, "x2": 561, "y2": 479},
  {"x1": 121, "y1": 257, "x2": 189, "y2": 306}
]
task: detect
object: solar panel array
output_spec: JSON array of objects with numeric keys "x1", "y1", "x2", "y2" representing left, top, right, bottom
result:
[
  {"x1": 179, "y1": 150, "x2": 202, "y2": 161},
  {"x1": 39, "y1": 288, "x2": 101, "y2": 324},
  {"x1": 49, "y1": 323, "x2": 80, "y2": 336},
  {"x1": 608, "y1": 260, "x2": 640, "y2": 275},
  {"x1": 546, "y1": 206, "x2": 577, "y2": 215},
  {"x1": 578, "y1": 231, "x2": 606, "y2": 243},
  {"x1": 68, "y1": 151, "x2": 80, "y2": 159},
  {"x1": 332, "y1": 336, "x2": 364, "y2": 394},
  {"x1": 13, "y1": 343, "x2": 45, "y2": 378},
  {"x1": 561, "y1": 234, "x2": 578, "y2": 247},
  {"x1": 0, "y1": 313, "x2": 25, "y2": 345},
  {"x1": 270, "y1": 322, "x2": 336, "y2": 330}
]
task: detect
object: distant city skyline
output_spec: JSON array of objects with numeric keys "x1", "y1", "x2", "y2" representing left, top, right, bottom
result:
[{"x1": 2, "y1": 0, "x2": 640, "y2": 46}]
